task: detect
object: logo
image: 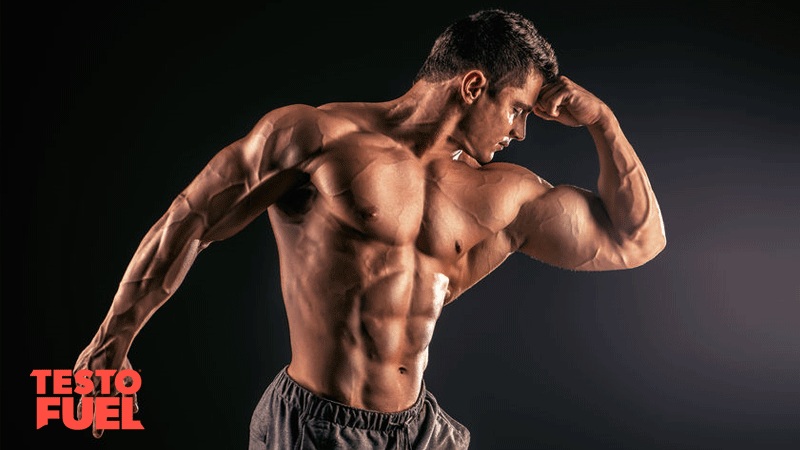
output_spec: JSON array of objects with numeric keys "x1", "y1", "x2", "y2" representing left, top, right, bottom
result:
[{"x1": 31, "y1": 369, "x2": 144, "y2": 431}]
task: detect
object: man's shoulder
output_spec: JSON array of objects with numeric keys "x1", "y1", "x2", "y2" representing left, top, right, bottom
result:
[
  {"x1": 253, "y1": 103, "x2": 372, "y2": 145},
  {"x1": 237, "y1": 104, "x2": 364, "y2": 167},
  {"x1": 250, "y1": 103, "x2": 346, "y2": 133},
  {"x1": 475, "y1": 161, "x2": 554, "y2": 203},
  {"x1": 481, "y1": 161, "x2": 551, "y2": 186}
]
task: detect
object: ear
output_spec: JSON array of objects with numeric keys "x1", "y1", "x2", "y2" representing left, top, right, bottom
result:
[{"x1": 460, "y1": 70, "x2": 487, "y2": 105}]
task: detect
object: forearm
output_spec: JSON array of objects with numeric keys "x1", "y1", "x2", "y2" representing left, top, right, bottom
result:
[
  {"x1": 86, "y1": 137, "x2": 279, "y2": 357},
  {"x1": 89, "y1": 202, "x2": 206, "y2": 365},
  {"x1": 588, "y1": 106, "x2": 665, "y2": 252}
]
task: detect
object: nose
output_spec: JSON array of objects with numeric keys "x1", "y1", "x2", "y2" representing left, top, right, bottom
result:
[{"x1": 510, "y1": 117, "x2": 526, "y2": 141}]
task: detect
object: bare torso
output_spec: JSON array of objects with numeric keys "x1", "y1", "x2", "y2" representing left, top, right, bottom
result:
[
  {"x1": 269, "y1": 102, "x2": 529, "y2": 412},
  {"x1": 75, "y1": 74, "x2": 664, "y2": 438}
]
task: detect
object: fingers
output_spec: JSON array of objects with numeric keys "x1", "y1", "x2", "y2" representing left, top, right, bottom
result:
[
  {"x1": 79, "y1": 385, "x2": 135, "y2": 438},
  {"x1": 74, "y1": 354, "x2": 139, "y2": 438},
  {"x1": 535, "y1": 75, "x2": 604, "y2": 127},
  {"x1": 537, "y1": 75, "x2": 572, "y2": 118},
  {"x1": 81, "y1": 393, "x2": 103, "y2": 438},
  {"x1": 93, "y1": 420, "x2": 104, "y2": 439},
  {"x1": 121, "y1": 372, "x2": 139, "y2": 413},
  {"x1": 533, "y1": 105, "x2": 558, "y2": 121},
  {"x1": 537, "y1": 75, "x2": 568, "y2": 99},
  {"x1": 79, "y1": 391, "x2": 103, "y2": 438},
  {"x1": 120, "y1": 376, "x2": 139, "y2": 413}
]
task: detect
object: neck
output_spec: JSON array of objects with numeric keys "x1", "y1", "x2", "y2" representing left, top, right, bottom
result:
[{"x1": 382, "y1": 79, "x2": 465, "y2": 157}]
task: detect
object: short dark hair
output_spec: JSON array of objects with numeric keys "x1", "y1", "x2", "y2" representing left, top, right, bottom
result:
[{"x1": 414, "y1": 10, "x2": 559, "y2": 93}]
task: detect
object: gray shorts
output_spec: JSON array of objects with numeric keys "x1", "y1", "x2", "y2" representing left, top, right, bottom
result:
[{"x1": 249, "y1": 368, "x2": 470, "y2": 449}]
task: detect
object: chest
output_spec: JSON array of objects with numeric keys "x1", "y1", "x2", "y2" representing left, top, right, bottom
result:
[{"x1": 308, "y1": 144, "x2": 518, "y2": 260}]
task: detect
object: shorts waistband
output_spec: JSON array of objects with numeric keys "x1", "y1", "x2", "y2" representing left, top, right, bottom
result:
[{"x1": 272, "y1": 367, "x2": 427, "y2": 432}]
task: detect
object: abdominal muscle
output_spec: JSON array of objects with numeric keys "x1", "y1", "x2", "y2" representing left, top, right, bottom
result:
[{"x1": 276, "y1": 226, "x2": 451, "y2": 413}]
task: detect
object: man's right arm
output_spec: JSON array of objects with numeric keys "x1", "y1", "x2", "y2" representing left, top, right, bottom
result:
[{"x1": 74, "y1": 104, "x2": 321, "y2": 437}]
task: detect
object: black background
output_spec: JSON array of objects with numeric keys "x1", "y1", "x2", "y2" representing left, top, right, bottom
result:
[{"x1": 3, "y1": 1, "x2": 799, "y2": 449}]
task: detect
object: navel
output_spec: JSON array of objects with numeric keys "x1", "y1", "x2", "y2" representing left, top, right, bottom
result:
[{"x1": 454, "y1": 240, "x2": 462, "y2": 254}]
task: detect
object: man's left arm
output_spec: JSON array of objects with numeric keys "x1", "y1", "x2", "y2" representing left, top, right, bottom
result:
[{"x1": 510, "y1": 75, "x2": 666, "y2": 270}]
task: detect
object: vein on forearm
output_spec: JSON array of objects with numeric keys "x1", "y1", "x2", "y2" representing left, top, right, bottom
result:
[{"x1": 591, "y1": 116, "x2": 657, "y2": 241}]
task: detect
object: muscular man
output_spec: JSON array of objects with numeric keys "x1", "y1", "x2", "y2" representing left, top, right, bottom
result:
[{"x1": 74, "y1": 10, "x2": 665, "y2": 449}]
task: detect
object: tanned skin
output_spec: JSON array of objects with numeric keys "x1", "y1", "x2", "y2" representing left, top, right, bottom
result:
[{"x1": 75, "y1": 71, "x2": 665, "y2": 436}]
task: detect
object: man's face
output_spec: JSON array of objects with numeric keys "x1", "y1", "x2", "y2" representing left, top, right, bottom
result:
[{"x1": 460, "y1": 73, "x2": 544, "y2": 164}]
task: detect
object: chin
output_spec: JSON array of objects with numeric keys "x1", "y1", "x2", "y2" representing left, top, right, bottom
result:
[
  {"x1": 461, "y1": 145, "x2": 492, "y2": 165},
  {"x1": 480, "y1": 147, "x2": 497, "y2": 164}
]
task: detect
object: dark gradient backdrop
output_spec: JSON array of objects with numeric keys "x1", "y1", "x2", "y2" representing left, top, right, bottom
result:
[{"x1": 3, "y1": 1, "x2": 798, "y2": 449}]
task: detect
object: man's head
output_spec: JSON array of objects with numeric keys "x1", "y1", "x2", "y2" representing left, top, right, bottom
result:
[
  {"x1": 455, "y1": 69, "x2": 544, "y2": 163},
  {"x1": 414, "y1": 10, "x2": 559, "y2": 95}
]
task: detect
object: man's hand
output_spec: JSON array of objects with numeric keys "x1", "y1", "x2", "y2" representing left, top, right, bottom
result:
[
  {"x1": 534, "y1": 75, "x2": 608, "y2": 127},
  {"x1": 73, "y1": 341, "x2": 139, "y2": 438}
]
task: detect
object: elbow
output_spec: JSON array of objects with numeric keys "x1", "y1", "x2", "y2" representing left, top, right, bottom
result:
[
  {"x1": 648, "y1": 214, "x2": 667, "y2": 260},
  {"x1": 644, "y1": 232, "x2": 667, "y2": 265},
  {"x1": 621, "y1": 228, "x2": 666, "y2": 269},
  {"x1": 655, "y1": 229, "x2": 667, "y2": 254},
  {"x1": 621, "y1": 204, "x2": 666, "y2": 268}
]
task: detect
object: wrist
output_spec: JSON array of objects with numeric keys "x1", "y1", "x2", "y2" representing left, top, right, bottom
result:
[{"x1": 586, "y1": 103, "x2": 615, "y2": 130}]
